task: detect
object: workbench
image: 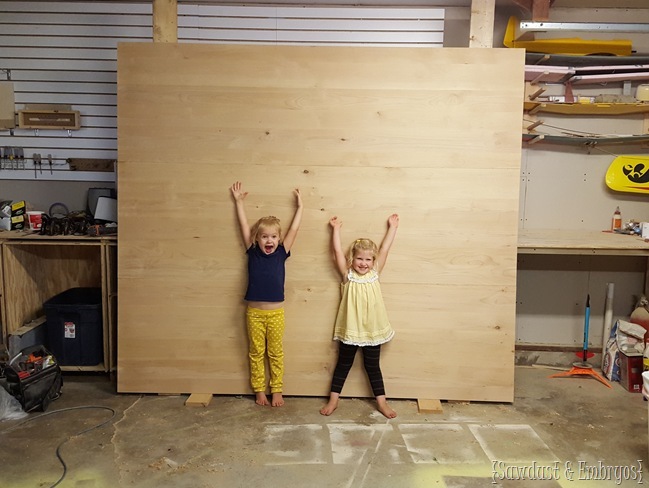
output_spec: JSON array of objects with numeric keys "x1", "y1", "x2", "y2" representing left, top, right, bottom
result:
[
  {"x1": 517, "y1": 229, "x2": 649, "y2": 347},
  {"x1": 518, "y1": 229, "x2": 649, "y2": 256},
  {"x1": 0, "y1": 230, "x2": 116, "y2": 372},
  {"x1": 518, "y1": 229, "x2": 649, "y2": 292}
]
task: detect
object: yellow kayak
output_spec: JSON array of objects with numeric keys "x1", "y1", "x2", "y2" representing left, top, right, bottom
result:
[
  {"x1": 606, "y1": 155, "x2": 649, "y2": 194},
  {"x1": 504, "y1": 16, "x2": 632, "y2": 56}
]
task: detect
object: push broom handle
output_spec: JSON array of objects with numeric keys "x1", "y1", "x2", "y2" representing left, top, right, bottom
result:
[{"x1": 583, "y1": 294, "x2": 591, "y2": 363}]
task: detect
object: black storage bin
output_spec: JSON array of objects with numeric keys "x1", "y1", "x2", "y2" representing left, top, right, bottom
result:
[{"x1": 44, "y1": 287, "x2": 103, "y2": 366}]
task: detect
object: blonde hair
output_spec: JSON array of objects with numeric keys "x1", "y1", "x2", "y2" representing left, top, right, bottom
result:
[
  {"x1": 347, "y1": 238, "x2": 378, "y2": 267},
  {"x1": 251, "y1": 216, "x2": 282, "y2": 246}
]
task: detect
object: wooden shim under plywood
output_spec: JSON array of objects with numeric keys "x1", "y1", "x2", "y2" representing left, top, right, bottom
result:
[
  {"x1": 117, "y1": 43, "x2": 523, "y2": 402},
  {"x1": 417, "y1": 399, "x2": 443, "y2": 414},
  {"x1": 185, "y1": 393, "x2": 212, "y2": 407}
]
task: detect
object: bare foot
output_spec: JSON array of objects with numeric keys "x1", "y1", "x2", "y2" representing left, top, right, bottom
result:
[
  {"x1": 376, "y1": 396, "x2": 397, "y2": 419},
  {"x1": 320, "y1": 393, "x2": 340, "y2": 416},
  {"x1": 271, "y1": 392, "x2": 284, "y2": 407},
  {"x1": 255, "y1": 392, "x2": 269, "y2": 406}
]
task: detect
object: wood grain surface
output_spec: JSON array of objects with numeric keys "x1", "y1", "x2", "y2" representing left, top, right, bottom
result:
[{"x1": 117, "y1": 43, "x2": 524, "y2": 402}]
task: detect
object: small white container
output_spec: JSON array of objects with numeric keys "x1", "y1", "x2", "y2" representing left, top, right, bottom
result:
[{"x1": 636, "y1": 84, "x2": 649, "y2": 101}]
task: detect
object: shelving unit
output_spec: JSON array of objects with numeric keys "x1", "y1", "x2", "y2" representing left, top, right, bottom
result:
[
  {"x1": 524, "y1": 101, "x2": 649, "y2": 116},
  {"x1": 522, "y1": 133, "x2": 649, "y2": 146},
  {"x1": 522, "y1": 60, "x2": 649, "y2": 147},
  {"x1": 0, "y1": 231, "x2": 117, "y2": 372}
]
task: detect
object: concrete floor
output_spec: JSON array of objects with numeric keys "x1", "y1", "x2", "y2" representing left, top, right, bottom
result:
[{"x1": 1, "y1": 365, "x2": 647, "y2": 488}]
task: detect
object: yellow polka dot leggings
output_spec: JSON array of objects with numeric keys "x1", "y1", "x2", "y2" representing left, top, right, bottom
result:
[{"x1": 246, "y1": 307, "x2": 285, "y2": 393}]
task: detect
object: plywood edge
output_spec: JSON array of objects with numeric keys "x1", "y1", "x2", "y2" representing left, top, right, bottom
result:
[
  {"x1": 185, "y1": 393, "x2": 213, "y2": 407},
  {"x1": 417, "y1": 398, "x2": 443, "y2": 414}
]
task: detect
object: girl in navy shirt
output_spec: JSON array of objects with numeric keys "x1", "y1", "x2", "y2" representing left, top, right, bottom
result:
[{"x1": 230, "y1": 181, "x2": 303, "y2": 407}]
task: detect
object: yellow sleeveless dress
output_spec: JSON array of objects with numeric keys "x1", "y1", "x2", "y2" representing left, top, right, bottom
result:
[{"x1": 332, "y1": 268, "x2": 394, "y2": 346}]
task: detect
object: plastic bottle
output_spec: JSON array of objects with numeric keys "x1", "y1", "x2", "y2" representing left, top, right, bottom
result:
[{"x1": 611, "y1": 206, "x2": 622, "y2": 231}]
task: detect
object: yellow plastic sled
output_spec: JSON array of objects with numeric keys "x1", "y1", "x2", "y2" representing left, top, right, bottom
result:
[
  {"x1": 504, "y1": 16, "x2": 632, "y2": 56},
  {"x1": 606, "y1": 155, "x2": 649, "y2": 194}
]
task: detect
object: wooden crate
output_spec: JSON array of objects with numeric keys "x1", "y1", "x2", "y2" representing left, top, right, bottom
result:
[{"x1": 17, "y1": 110, "x2": 80, "y2": 130}]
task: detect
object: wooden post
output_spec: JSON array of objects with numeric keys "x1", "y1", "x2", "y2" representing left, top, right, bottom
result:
[
  {"x1": 531, "y1": 0, "x2": 552, "y2": 21},
  {"x1": 469, "y1": 0, "x2": 495, "y2": 48},
  {"x1": 153, "y1": 0, "x2": 177, "y2": 43},
  {"x1": 512, "y1": 0, "x2": 552, "y2": 21}
]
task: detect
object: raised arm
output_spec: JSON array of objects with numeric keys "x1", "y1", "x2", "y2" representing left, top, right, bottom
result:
[
  {"x1": 329, "y1": 216, "x2": 348, "y2": 279},
  {"x1": 230, "y1": 181, "x2": 252, "y2": 249},
  {"x1": 282, "y1": 188, "x2": 303, "y2": 252},
  {"x1": 376, "y1": 213, "x2": 399, "y2": 273}
]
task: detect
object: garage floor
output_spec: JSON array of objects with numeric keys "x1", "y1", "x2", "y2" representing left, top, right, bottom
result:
[{"x1": 1, "y1": 365, "x2": 647, "y2": 488}]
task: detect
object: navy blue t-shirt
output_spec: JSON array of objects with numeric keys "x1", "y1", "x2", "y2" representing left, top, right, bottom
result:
[{"x1": 244, "y1": 244, "x2": 290, "y2": 302}]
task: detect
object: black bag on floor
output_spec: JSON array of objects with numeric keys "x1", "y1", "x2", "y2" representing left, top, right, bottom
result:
[{"x1": 4, "y1": 345, "x2": 63, "y2": 412}]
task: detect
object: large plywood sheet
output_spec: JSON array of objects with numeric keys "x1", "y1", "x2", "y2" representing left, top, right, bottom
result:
[{"x1": 117, "y1": 43, "x2": 523, "y2": 402}]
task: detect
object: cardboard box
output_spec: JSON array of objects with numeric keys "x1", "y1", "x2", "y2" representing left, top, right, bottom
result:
[
  {"x1": 619, "y1": 352, "x2": 643, "y2": 393},
  {"x1": 10, "y1": 200, "x2": 25, "y2": 216},
  {"x1": 10, "y1": 214, "x2": 26, "y2": 230}
]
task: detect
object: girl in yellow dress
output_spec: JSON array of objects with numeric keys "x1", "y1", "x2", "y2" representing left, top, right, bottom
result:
[{"x1": 320, "y1": 213, "x2": 399, "y2": 418}]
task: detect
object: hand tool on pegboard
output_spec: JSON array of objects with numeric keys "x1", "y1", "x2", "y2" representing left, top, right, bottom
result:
[
  {"x1": 15, "y1": 147, "x2": 24, "y2": 170},
  {"x1": 8, "y1": 147, "x2": 16, "y2": 170},
  {"x1": 1, "y1": 146, "x2": 10, "y2": 170}
]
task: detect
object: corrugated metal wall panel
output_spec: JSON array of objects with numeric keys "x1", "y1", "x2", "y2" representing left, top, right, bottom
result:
[{"x1": 0, "y1": 1, "x2": 444, "y2": 181}]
